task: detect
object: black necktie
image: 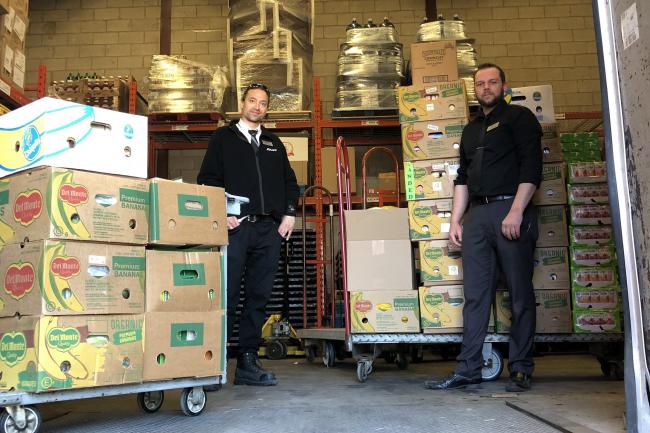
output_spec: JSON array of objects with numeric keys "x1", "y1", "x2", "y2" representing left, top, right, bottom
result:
[{"x1": 249, "y1": 130, "x2": 259, "y2": 147}]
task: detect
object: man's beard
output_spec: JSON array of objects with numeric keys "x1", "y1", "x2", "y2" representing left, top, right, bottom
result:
[{"x1": 478, "y1": 91, "x2": 504, "y2": 108}]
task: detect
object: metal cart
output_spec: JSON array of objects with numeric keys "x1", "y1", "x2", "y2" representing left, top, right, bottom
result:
[{"x1": 297, "y1": 136, "x2": 624, "y2": 383}]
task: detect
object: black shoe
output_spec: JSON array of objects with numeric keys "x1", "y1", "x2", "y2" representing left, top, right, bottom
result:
[
  {"x1": 234, "y1": 352, "x2": 278, "y2": 386},
  {"x1": 424, "y1": 373, "x2": 482, "y2": 390},
  {"x1": 505, "y1": 372, "x2": 531, "y2": 392}
]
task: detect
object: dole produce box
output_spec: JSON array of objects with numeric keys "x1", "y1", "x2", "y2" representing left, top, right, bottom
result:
[
  {"x1": 0, "y1": 240, "x2": 145, "y2": 317},
  {"x1": 0, "y1": 166, "x2": 149, "y2": 247},
  {"x1": 418, "y1": 285, "x2": 464, "y2": 333},
  {"x1": 398, "y1": 82, "x2": 468, "y2": 123},
  {"x1": 143, "y1": 310, "x2": 225, "y2": 381},
  {"x1": 349, "y1": 291, "x2": 420, "y2": 333},
  {"x1": 149, "y1": 178, "x2": 227, "y2": 246},
  {"x1": 404, "y1": 158, "x2": 459, "y2": 201},
  {"x1": 407, "y1": 198, "x2": 452, "y2": 240},
  {"x1": 419, "y1": 239, "x2": 463, "y2": 285},
  {"x1": 0, "y1": 97, "x2": 148, "y2": 179},
  {"x1": 0, "y1": 314, "x2": 144, "y2": 392},
  {"x1": 401, "y1": 118, "x2": 466, "y2": 161},
  {"x1": 145, "y1": 250, "x2": 224, "y2": 313}
]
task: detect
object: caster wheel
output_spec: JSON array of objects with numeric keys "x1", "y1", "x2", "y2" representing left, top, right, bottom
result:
[
  {"x1": 305, "y1": 345, "x2": 316, "y2": 363},
  {"x1": 180, "y1": 387, "x2": 207, "y2": 417},
  {"x1": 266, "y1": 340, "x2": 288, "y2": 360},
  {"x1": 323, "y1": 341, "x2": 336, "y2": 368},
  {"x1": 0, "y1": 406, "x2": 42, "y2": 433},
  {"x1": 482, "y1": 347, "x2": 504, "y2": 381},
  {"x1": 357, "y1": 361, "x2": 372, "y2": 382},
  {"x1": 137, "y1": 391, "x2": 165, "y2": 413}
]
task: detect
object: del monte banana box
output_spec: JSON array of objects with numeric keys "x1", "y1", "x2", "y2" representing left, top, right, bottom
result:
[
  {"x1": 0, "y1": 314, "x2": 144, "y2": 392},
  {"x1": 404, "y1": 158, "x2": 459, "y2": 201},
  {"x1": 0, "y1": 166, "x2": 149, "y2": 247},
  {"x1": 0, "y1": 240, "x2": 145, "y2": 317},
  {"x1": 145, "y1": 250, "x2": 224, "y2": 312},
  {"x1": 419, "y1": 239, "x2": 463, "y2": 285},
  {"x1": 350, "y1": 291, "x2": 420, "y2": 333},
  {"x1": 408, "y1": 198, "x2": 452, "y2": 240},
  {"x1": 398, "y1": 81, "x2": 468, "y2": 123},
  {"x1": 418, "y1": 285, "x2": 464, "y2": 333},
  {"x1": 143, "y1": 310, "x2": 225, "y2": 381},
  {"x1": 401, "y1": 118, "x2": 466, "y2": 161},
  {"x1": 149, "y1": 178, "x2": 227, "y2": 246}
]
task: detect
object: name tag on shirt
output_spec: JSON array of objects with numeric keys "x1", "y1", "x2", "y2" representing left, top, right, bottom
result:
[
  {"x1": 262, "y1": 139, "x2": 273, "y2": 146},
  {"x1": 486, "y1": 122, "x2": 500, "y2": 132}
]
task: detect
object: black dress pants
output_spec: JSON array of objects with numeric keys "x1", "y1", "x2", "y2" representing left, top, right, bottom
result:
[
  {"x1": 455, "y1": 199, "x2": 538, "y2": 379},
  {"x1": 226, "y1": 219, "x2": 283, "y2": 354}
]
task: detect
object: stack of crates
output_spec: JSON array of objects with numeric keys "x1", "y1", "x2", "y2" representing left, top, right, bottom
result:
[
  {"x1": 50, "y1": 76, "x2": 130, "y2": 112},
  {"x1": 565, "y1": 143, "x2": 621, "y2": 333}
]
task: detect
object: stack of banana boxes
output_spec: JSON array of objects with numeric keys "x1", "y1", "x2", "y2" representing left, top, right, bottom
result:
[
  {"x1": 0, "y1": 97, "x2": 228, "y2": 393},
  {"x1": 399, "y1": 40, "x2": 469, "y2": 334},
  {"x1": 495, "y1": 86, "x2": 573, "y2": 334}
]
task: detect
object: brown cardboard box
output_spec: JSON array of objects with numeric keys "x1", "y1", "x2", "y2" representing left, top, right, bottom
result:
[
  {"x1": 143, "y1": 310, "x2": 225, "y2": 381},
  {"x1": 537, "y1": 205, "x2": 568, "y2": 247},
  {"x1": 279, "y1": 135, "x2": 308, "y2": 185},
  {"x1": 496, "y1": 290, "x2": 572, "y2": 333},
  {"x1": 419, "y1": 239, "x2": 463, "y2": 285},
  {"x1": 542, "y1": 137, "x2": 563, "y2": 163},
  {"x1": 149, "y1": 178, "x2": 227, "y2": 246},
  {"x1": 401, "y1": 118, "x2": 466, "y2": 161},
  {"x1": 0, "y1": 1, "x2": 8, "y2": 14},
  {"x1": 533, "y1": 162, "x2": 567, "y2": 205},
  {"x1": 0, "y1": 240, "x2": 145, "y2": 317},
  {"x1": 398, "y1": 82, "x2": 468, "y2": 123},
  {"x1": 0, "y1": 166, "x2": 149, "y2": 247},
  {"x1": 419, "y1": 285, "x2": 463, "y2": 333},
  {"x1": 508, "y1": 85, "x2": 555, "y2": 124},
  {"x1": 410, "y1": 40, "x2": 459, "y2": 85},
  {"x1": 2, "y1": 2, "x2": 28, "y2": 49},
  {"x1": 322, "y1": 146, "x2": 356, "y2": 194},
  {"x1": 404, "y1": 158, "x2": 459, "y2": 201},
  {"x1": 0, "y1": 314, "x2": 144, "y2": 392},
  {"x1": 0, "y1": 35, "x2": 20, "y2": 89},
  {"x1": 407, "y1": 198, "x2": 452, "y2": 241},
  {"x1": 345, "y1": 208, "x2": 414, "y2": 291},
  {"x1": 145, "y1": 250, "x2": 224, "y2": 313},
  {"x1": 533, "y1": 247, "x2": 570, "y2": 290},
  {"x1": 350, "y1": 290, "x2": 420, "y2": 333}
]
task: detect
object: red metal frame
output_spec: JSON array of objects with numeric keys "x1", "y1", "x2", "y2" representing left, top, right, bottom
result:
[
  {"x1": 335, "y1": 136, "x2": 353, "y2": 335},
  {"x1": 361, "y1": 147, "x2": 401, "y2": 209}
]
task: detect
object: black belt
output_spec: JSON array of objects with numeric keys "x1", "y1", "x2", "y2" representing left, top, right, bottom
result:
[
  {"x1": 244, "y1": 214, "x2": 275, "y2": 223},
  {"x1": 471, "y1": 195, "x2": 515, "y2": 206}
]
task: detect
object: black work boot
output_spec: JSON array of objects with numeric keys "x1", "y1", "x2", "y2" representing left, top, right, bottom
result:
[{"x1": 234, "y1": 351, "x2": 278, "y2": 386}]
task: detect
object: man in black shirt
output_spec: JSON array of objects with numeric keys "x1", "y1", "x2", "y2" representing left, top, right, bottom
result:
[
  {"x1": 198, "y1": 83, "x2": 299, "y2": 386},
  {"x1": 424, "y1": 64, "x2": 542, "y2": 392}
]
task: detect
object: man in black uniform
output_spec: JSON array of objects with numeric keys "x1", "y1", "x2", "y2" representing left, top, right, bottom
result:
[
  {"x1": 198, "y1": 83, "x2": 299, "y2": 386},
  {"x1": 424, "y1": 64, "x2": 542, "y2": 392}
]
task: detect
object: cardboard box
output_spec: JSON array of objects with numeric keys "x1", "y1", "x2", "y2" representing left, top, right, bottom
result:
[
  {"x1": 569, "y1": 225, "x2": 614, "y2": 246},
  {"x1": 279, "y1": 135, "x2": 308, "y2": 186},
  {"x1": 418, "y1": 285, "x2": 463, "y2": 332},
  {"x1": 532, "y1": 162, "x2": 567, "y2": 205},
  {"x1": 401, "y1": 118, "x2": 466, "y2": 161},
  {"x1": 2, "y1": 3, "x2": 28, "y2": 49},
  {"x1": 404, "y1": 158, "x2": 459, "y2": 201},
  {"x1": 345, "y1": 208, "x2": 414, "y2": 291},
  {"x1": 398, "y1": 82, "x2": 468, "y2": 123},
  {"x1": 0, "y1": 314, "x2": 144, "y2": 392},
  {"x1": 542, "y1": 137, "x2": 563, "y2": 163},
  {"x1": 143, "y1": 310, "x2": 225, "y2": 381},
  {"x1": 573, "y1": 308, "x2": 621, "y2": 333},
  {"x1": 569, "y1": 204, "x2": 612, "y2": 226},
  {"x1": 350, "y1": 290, "x2": 420, "y2": 333},
  {"x1": 571, "y1": 266, "x2": 620, "y2": 291},
  {"x1": 536, "y1": 205, "x2": 568, "y2": 247},
  {"x1": 322, "y1": 146, "x2": 356, "y2": 193},
  {"x1": 0, "y1": 0, "x2": 8, "y2": 14},
  {"x1": 572, "y1": 288, "x2": 620, "y2": 310},
  {"x1": 533, "y1": 247, "x2": 570, "y2": 290},
  {"x1": 567, "y1": 162, "x2": 607, "y2": 184},
  {"x1": 508, "y1": 85, "x2": 555, "y2": 124},
  {"x1": 567, "y1": 183, "x2": 609, "y2": 205},
  {"x1": 0, "y1": 166, "x2": 149, "y2": 247},
  {"x1": 496, "y1": 290, "x2": 572, "y2": 334},
  {"x1": 407, "y1": 198, "x2": 452, "y2": 240},
  {"x1": 569, "y1": 244, "x2": 616, "y2": 267},
  {"x1": 0, "y1": 97, "x2": 148, "y2": 179},
  {"x1": 145, "y1": 250, "x2": 224, "y2": 313},
  {"x1": 419, "y1": 239, "x2": 463, "y2": 285},
  {"x1": 0, "y1": 240, "x2": 145, "y2": 317},
  {"x1": 149, "y1": 178, "x2": 227, "y2": 247},
  {"x1": 410, "y1": 40, "x2": 459, "y2": 85}
]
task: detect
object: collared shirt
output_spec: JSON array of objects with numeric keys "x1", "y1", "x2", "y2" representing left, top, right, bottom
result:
[
  {"x1": 236, "y1": 120, "x2": 261, "y2": 145},
  {"x1": 454, "y1": 99, "x2": 543, "y2": 198}
]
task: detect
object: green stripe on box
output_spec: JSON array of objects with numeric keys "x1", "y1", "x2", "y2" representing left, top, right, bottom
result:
[
  {"x1": 177, "y1": 194, "x2": 209, "y2": 217},
  {"x1": 404, "y1": 162, "x2": 415, "y2": 201},
  {"x1": 220, "y1": 254, "x2": 226, "y2": 310},
  {"x1": 170, "y1": 323, "x2": 204, "y2": 347},
  {"x1": 112, "y1": 256, "x2": 146, "y2": 271},
  {"x1": 172, "y1": 263, "x2": 206, "y2": 286},
  {"x1": 0, "y1": 189, "x2": 8, "y2": 206},
  {"x1": 149, "y1": 182, "x2": 160, "y2": 241},
  {"x1": 220, "y1": 312, "x2": 226, "y2": 372}
]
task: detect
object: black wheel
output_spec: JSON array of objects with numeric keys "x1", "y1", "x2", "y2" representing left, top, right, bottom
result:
[
  {"x1": 383, "y1": 352, "x2": 396, "y2": 364},
  {"x1": 0, "y1": 406, "x2": 42, "y2": 433},
  {"x1": 137, "y1": 391, "x2": 165, "y2": 413},
  {"x1": 323, "y1": 341, "x2": 336, "y2": 368},
  {"x1": 613, "y1": 362, "x2": 624, "y2": 380},
  {"x1": 266, "y1": 340, "x2": 288, "y2": 360},
  {"x1": 356, "y1": 362, "x2": 369, "y2": 382},
  {"x1": 599, "y1": 358, "x2": 612, "y2": 377},
  {"x1": 180, "y1": 387, "x2": 207, "y2": 417},
  {"x1": 305, "y1": 345, "x2": 316, "y2": 363},
  {"x1": 482, "y1": 347, "x2": 504, "y2": 381},
  {"x1": 396, "y1": 353, "x2": 409, "y2": 370}
]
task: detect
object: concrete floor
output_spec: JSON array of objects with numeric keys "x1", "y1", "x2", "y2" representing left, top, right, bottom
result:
[{"x1": 34, "y1": 353, "x2": 624, "y2": 433}]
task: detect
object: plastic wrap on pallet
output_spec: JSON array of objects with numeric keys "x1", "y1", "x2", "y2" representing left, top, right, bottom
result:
[
  {"x1": 460, "y1": 76, "x2": 477, "y2": 105},
  {"x1": 334, "y1": 78, "x2": 399, "y2": 111},
  {"x1": 457, "y1": 43, "x2": 478, "y2": 75},
  {"x1": 231, "y1": 30, "x2": 313, "y2": 64},
  {"x1": 147, "y1": 55, "x2": 229, "y2": 113},
  {"x1": 345, "y1": 27, "x2": 399, "y2": 44},
  {"x1": 416, "y1": 19, "x2": 468, "y2": 41}
]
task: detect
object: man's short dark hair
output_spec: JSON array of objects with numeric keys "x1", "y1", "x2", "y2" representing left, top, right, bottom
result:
[
  {"x1": 242, "y1": 83, "x2": 271, "y2": 101},
  {"x1": 474, "y1": 63, "x2": 506, "y2": 83}
]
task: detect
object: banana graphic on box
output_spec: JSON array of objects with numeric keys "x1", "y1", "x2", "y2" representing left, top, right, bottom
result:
[
  {"x1": 39, "y1": 242, "x2": 85, "y2": 313},
  {"x1": 351, "y1": 292, "x2": 375, "y2": 332},
  {"x1": 47, "y1": 170, "x2": 91, "y2": 240}
]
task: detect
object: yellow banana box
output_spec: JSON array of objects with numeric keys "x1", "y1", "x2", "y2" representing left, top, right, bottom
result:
[
  {"x1": 407, "y1": 198, "x2": 452, "y2": 241},
  {"x1": 532, "y1": 162, "x2": 567, "y2": 206},
  {"x1": 418, "y1": 285, "x2": 464, "y2": 333},
  {"x1": 0, "y1": 97, "x2": 148, "y2": 179},
  {"x1": 145, "y1": 250, "x2": 224, "y2": 312},
  {"x1": 350, "y1": 291, "x2": 420, "y2": 333},
  {"x1": 0, "y1": 240, "x2": 145, "y2": 317},
  {"x1": 401, "y1": 118, "x2": 466, "y2": 161},
  {"x1": 404, "y1": 158, "x2": 459, "y2": 201},
  {"x1": 143, "y1": 310, "x2": 225, "y2": 381},
  {"x1": 397, "y1": 82, "x2": 468, "y2": 123},
  {"x1": 419, "y1": 239, "x2": 463, "y2": 285},
  {"x1": 0, "y1": 314, "x2": 144, "y2": 392},
  {"x1": 149, "y1": 178, "x2": 227, "y2": 247},
  {"x1": 537, "y1": 205, "x2": 569, "y2": 247},
  {"x1": 495, "y1": 290, "x2": 572, "y2": 334},
  {"x1": 532, "y1": 247, "x2": 570, "y2": 290},
  {"x1": 0, "y1": 166, "x2": 149, "y2": 247}
]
